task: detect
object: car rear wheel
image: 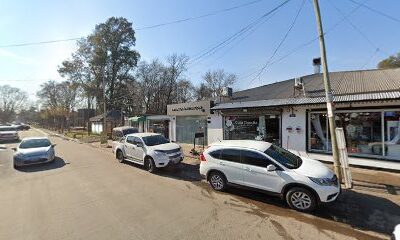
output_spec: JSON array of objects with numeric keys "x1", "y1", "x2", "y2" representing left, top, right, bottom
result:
[
  {"x1": 286, "y1": 187, "x2": 317, "y2": 212},
  {"x1": 208, "y1": 171, "x2": 227, "y2": 191},
  {"x1": 146, "y1": 157, "x2": 156, "y2": 173},
  {"x1": 116, "y1": 150, "x2": 124, "y2": 163}
]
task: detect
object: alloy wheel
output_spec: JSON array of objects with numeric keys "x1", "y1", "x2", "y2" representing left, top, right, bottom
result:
[
  {"x1": 290, "y1": 191, "x2": 312, "y2": 210},
  {"x1": 210, "y1": 175, "x2": 224, "y2": 190}
]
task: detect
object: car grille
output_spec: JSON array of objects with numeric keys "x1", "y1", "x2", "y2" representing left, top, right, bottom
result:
[
  {"x1": 23, "y1": 158, "x2": 47, "y2": 164},
  {"x1": 157, "y1": 148, "x2": 180, "y2": 154}
]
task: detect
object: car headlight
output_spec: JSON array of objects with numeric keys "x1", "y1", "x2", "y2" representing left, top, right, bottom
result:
[
  {"x1": 309, "y1": 177, "x2": 334, "y2": 186},
  {"x1": 154, "y1": 150, "x2": 166, "y2": 155}
]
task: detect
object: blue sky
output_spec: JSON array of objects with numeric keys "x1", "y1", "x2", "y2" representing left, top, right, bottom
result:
[{"x1": 1, "y1": 0, "x2": 399, "y2": 100}]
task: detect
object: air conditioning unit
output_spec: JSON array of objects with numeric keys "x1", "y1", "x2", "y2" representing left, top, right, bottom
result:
[
  {"x1": 221, "y1": 87, "x2": 233, "y2": 97},
  {"x1": 294, "y1": 77, "x2": 303, "y2": 89}
]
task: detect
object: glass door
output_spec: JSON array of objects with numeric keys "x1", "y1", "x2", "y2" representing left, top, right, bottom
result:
[{"x1": 265, "y1": 115, "x2": 280, "y2": 146}]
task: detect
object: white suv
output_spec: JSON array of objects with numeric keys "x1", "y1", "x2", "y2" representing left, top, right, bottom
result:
[
  {"x1": 113, "y1": 133, "x2": 183, "y2": 172},
  {"x1": 199, "y1": 140, "x2": 340, "y2": 212}
]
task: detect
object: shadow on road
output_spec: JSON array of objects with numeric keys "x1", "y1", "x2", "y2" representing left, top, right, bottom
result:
[
  {"x1": 216, "y1": 185, "x2": 399, "y2": 236},
  {"x1": 155, "y1": 163, "x2": 202, "y2": 182},
  {"x1": 15, "y1": 157, "x2": 68, "y2": 172}
]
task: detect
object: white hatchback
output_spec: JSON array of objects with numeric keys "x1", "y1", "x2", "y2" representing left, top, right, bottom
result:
[{"x1": 199, "y1": 140, "x2": 340, "y2": 212}]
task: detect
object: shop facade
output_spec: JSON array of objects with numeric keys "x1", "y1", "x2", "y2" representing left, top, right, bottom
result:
[
  {"x1": 167, "y1": 100, "x2": 216, "y2": 145},
  {"x1": 211, "y1": 68, "x2": 400, "y2": 170}
]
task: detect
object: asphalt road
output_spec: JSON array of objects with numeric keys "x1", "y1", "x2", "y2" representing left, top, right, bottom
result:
[{"x1": 0, "y1": 129, "x2": 396, "y2": 240}]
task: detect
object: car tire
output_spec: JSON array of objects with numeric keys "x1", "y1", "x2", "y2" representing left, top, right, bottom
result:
[
  {"x1": 145, "y1": 157, "x2": 156, "y2": 173},
  {"x1": 286, "y1": 187, "x2": 317, "y2": 212},
  {"x1": 116, "y1": 150, "x2": 124, "y2": 163},
  {"x1": 208, "y1": 171, "x2": 227, "y2": 191}
]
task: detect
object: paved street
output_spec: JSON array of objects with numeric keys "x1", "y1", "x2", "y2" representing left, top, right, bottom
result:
[{"x1": 0, "y1": 129, "x2": 398, "y2": 240}]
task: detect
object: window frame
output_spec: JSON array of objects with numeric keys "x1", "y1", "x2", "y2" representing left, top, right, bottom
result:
[{"x1": 307, "y1": 108, "x2": 400, "y2": 161}]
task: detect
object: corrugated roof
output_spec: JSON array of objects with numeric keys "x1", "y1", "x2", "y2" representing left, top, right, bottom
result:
[
  {"x1": 229, "y1": 68, "x2": 400, "y2": 102},
  {"x1": 213, "y1": 91, "x2": 400, "y2": 110}
]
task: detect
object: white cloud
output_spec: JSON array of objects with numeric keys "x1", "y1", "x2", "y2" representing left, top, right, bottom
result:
[{"x1": 0, "y1": 48, "x2": 33, "y2": 64}]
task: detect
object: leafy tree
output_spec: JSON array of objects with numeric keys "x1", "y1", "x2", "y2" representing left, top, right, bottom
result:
[
  {"x1": 0, "y1": 85, "x2": 27, "y2": 123},
  {"x1": 378, "y1": 52, "x2": 400, "y2": 69},
  {"x1": 58, "y1": 17, "x2": 140, "y2": 113}
]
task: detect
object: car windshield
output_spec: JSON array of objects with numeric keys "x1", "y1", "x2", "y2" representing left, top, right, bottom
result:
[
  {"x1": 264, "y1": 144, "x2": 302, "y2": 169},
  {"x1": 123, "y1": 128, "x2": 138, "y2": 135},
  {"x1": 142, "y1": 135, "x2": 169, "y2": 146},
  {"x1": 19, "y1": 139, "x2": 51, "y2": 149}
]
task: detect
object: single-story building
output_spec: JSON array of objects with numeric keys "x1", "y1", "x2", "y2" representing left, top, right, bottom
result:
[
  {"x1": 167, "y1": 100, "x2": 217, "y2": 145},
  {"x1": 89, "y1": 110, "x2": 124, "y2": 135},
  {"x1": 211, "y1": 68, "x2": 400, "y2": 170},
  {"x1": 128, "y1": 115, "x2": 174, "y2": 139}
]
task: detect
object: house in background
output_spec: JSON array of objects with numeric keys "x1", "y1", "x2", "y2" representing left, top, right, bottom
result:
[
  {"x1": 211, "y1": 67, "x2": 400, "y2": 170},
  {"x1": 90, "y1": 110, "x2": 124, "y2": 135}
]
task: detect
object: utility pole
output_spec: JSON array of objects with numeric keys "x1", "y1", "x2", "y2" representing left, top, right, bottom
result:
[{"x1": 312, "y1": 0, "x2": 342, "y2": 181}]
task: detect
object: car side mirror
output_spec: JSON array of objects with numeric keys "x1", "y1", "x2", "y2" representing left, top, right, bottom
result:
[
  {"x1": 136, "y1": 143, "x2": 143, "y2": 148},
  {"x1": 11, "y1": 147, "x2": 17, "y2": 151},
  {"x1": 266, "y1": 164, "x2": 276, "y2": 171},
  {"x1": 52, "y1": 144, "x2": 56, "y2": 147}
]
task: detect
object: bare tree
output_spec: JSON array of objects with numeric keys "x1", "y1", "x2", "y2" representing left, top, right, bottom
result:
[
  {"x1": 0, "y1": 85, "x2": 27, "y2": 123},
  {"x1": 37, "y1": 81, "x2": 80, "y2": 132},
  {"x1": 203, "y1": 69, "x2": 236, "y2": 98}
]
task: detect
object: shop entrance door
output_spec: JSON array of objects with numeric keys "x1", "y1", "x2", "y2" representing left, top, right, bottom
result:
[{"x1": 265, "y1": 116, "x2": 280, "y2": 146}]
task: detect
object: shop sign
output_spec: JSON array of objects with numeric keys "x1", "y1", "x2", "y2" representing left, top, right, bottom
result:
[{"x1": 167, "y1": 100, "x2": 212, "y2": 116}]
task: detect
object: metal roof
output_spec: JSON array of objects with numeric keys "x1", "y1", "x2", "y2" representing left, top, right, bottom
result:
[
  {"x1": 212, "y1": 91, "x2": 400, "y2": 110},
  {"x1": 229, "y1": 68, "x2": 400, "y2": 102},
  {"x1": 214, "y1": 68, "x2": 400, "y2": 110}
]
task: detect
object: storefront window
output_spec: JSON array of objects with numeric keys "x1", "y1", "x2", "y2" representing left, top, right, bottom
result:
[
  {"x1": 309, "y1": 113, "x2": 329, "y2": 151},
  {"x1": 224, "y1": 116, "x2": 261, "y2": 140},
  {"x1": 335, "y1": 112, "x2": 382, "y2": 156},
  {"x1": 308, "y1": 109, "x2": 400, "y2": 161},
  {"x1": 384, "y1": 111, "x2": 400, "y2": 160}
]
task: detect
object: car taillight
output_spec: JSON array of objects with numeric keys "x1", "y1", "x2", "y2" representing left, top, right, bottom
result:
[{"x1": 199, "y1": 153, "x2": 206, "y2": 162}]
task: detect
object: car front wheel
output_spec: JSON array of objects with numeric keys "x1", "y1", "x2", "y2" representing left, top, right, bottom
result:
[
  {"x1": 146, "y1": 157, "x2": 156, "y2": 173},
  {"x1": 286, "y1": 187, "x2": 317, "y2": 212}
]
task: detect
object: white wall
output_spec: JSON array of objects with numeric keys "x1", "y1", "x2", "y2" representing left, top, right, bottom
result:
[
  {"x1": 91, "y1": 122, "x2": 103, "y2": 134},
  {"x1": 281, "y1": 107, "x2": 307, "y2": 153},
  {"x1": 208, "y1": 112, "x2": 223, "y2": 144},
  {"x1": 170, "y1": 117, "x2": 176, "y2": 142}
]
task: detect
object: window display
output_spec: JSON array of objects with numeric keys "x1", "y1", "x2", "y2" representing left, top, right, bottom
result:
[{"x1": 308, "y1": 109, "x2": 400, "y2": 161}]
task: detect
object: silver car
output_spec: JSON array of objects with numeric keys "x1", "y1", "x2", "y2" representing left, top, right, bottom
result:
[{"x1": 13, "y1": 137, "x2": 56, "y2": 167}]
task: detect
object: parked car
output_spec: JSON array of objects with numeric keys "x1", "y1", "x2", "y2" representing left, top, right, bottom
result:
[
  {"x1": 13, "y1": 137, "x2": 56, "y2": 167},
  {"x1": 199, "y1": 140, "x2": 340, "y2": 212},
  {"x1": 0, "y1": 126, "x2": 19, "y2": 142},
  {"x1": 112, "y1": 133, "x2": 183, "y2": 172},
  {"x1": 112, "y1": 126, "x2": 138, "y2": 141}
]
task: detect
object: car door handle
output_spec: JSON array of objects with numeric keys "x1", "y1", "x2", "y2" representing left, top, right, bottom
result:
[
  {"x1": 245, "y1": 167, "x2": 252, "y2": 172},
  {"x1": 219, "y1": 161, "x2": 226, "y2": 166}
]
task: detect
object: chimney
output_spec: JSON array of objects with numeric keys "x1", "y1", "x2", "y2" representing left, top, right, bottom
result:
[{"x1": 313, "y1": 57, "x2": 321, "y2": 74}]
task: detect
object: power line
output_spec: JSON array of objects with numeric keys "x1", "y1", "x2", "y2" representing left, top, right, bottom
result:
[
  {"x1": 0, "y1": 0, "x2": 265, "y2": 48},
  {"x1": 136, "y1": 0, "x2": 265, "y2": 30},
  {"x1": 188, "y1": 0, "x2": 292, "y2": 67},
  {"x1": 347, "y1": 0, "x2": 400, "y2": 24},
  {"x1": 248, "y1": 0, "x2": 306, "y2": 86},
  {"x1": 238, "y1": 0, "x2": 366, "y2": 84},
  {"x1": 328, "y1": 0, "x2": 390, "y2": 56}
]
